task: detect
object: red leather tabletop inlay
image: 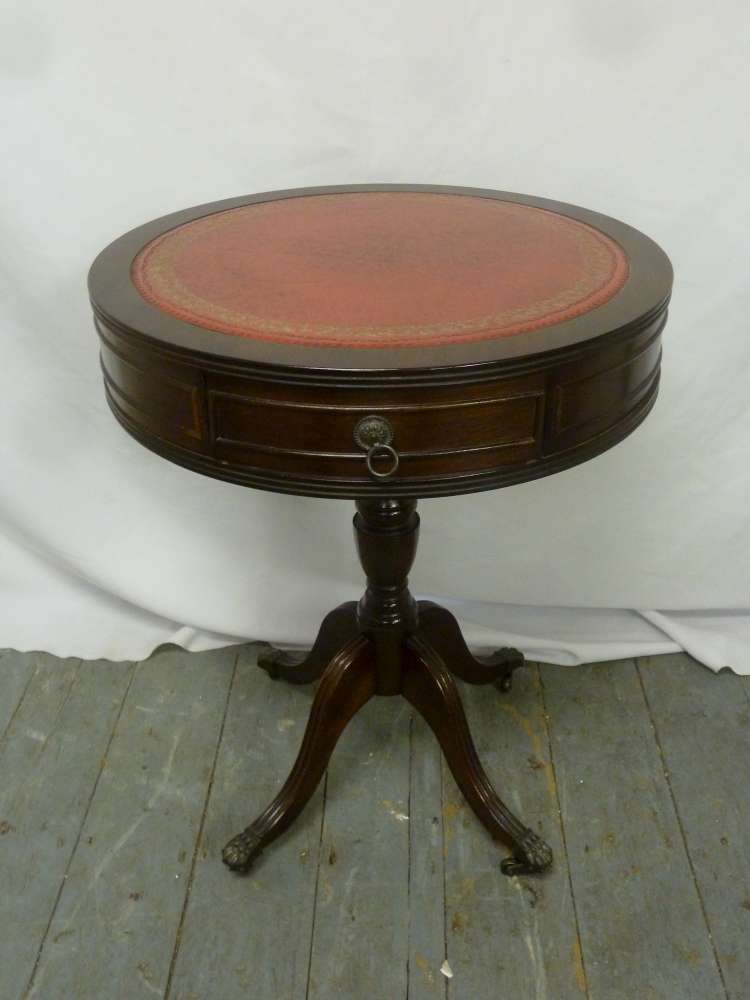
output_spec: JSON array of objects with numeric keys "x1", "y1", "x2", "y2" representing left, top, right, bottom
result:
[{"x1": 131, "y1": 193, "x2": 629, "y2": 349}]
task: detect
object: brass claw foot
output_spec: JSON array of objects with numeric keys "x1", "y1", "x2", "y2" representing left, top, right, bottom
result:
[
  {"x1": 500, "y1": 829, "x2": 554, "y2": 876},
  {"x1": 493, "y1": 648, "x2": 525, "y2": 692},
  {"x1": 222, "y1": 829, "x2": 264, "y2": 872},
  {"x1": 257, "y1": 644, "x2": 283, "y2": 680}
]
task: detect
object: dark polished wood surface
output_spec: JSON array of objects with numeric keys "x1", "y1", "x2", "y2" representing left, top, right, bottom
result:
[
  {"x1": 89, "y1": 185, "x2": 672, "y2": 883},
  {"x1": 89, "y1": 184, "x2": 671, "y2": 500}
]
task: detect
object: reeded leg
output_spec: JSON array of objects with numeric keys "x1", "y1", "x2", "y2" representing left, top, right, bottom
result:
[
  {"x1": 223, "y1": 634, "x2": 376, "y2": 871},
  {"x1": 258, "y1": 601, "x2": 359, "y2": 684},
  {"x1": 417, "y1": 600, "x2": 524, "y2": 691},
  {"x1": 402, "y1": 633, "x2": 553, "y2": 876}
]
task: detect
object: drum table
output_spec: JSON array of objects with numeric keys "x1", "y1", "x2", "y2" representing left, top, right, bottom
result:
[{"x1": 89, "y1": 184, "x2": 672, "y2": 877}]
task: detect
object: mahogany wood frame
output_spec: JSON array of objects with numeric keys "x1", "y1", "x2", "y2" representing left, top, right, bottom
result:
[{"x1": 89, "y1": 184, "x2": 672, "y2": 879}]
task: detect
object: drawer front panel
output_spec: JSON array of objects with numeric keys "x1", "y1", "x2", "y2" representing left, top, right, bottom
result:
[{"x1": 207, "y1": 374, "x2": 546, "y2": 480}]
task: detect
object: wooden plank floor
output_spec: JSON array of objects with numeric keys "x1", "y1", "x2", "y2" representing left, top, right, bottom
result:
[{"x1": 1, "y1": 646, "x2": 748, "y2": 1000}]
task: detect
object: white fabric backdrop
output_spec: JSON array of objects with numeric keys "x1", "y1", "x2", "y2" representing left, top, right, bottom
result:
[{"x1": 2, "y1": 0, "x2": 749, "y2": 670}]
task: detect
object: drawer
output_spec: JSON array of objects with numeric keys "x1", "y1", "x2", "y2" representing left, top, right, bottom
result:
[{"x1": 206, "y1": 373, "x2": 546, "y2": 481}]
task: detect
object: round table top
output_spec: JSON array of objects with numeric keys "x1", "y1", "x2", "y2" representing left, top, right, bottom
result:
[
  {"x1": 90, "y1": 184, "x2": 672, "y2": 499},
  {"x1": 90, "y1": 184, "x2": 672, "y2": 374}
]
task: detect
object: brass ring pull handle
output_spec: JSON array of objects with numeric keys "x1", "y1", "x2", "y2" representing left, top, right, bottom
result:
[
  {"x1": 365, "y1": 442, "x2": 400, "y2": 479},
  {"x1": 353, "y1": 415, "x2": 399, "y2": 480}
]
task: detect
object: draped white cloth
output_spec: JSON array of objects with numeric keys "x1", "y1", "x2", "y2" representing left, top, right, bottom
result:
[{"x1": 2, "y1": 0, "x2": 748, "y2": 671}]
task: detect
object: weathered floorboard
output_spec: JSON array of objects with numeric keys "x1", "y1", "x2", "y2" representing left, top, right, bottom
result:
[
  {"x1": 443, "y1": 665, "x2": 588, "y2": 1000},
  {"x1": 1, "y1": 645, "x2": 747, "y2": 1000},
  {"x1": 407, "y1": 713, "x2": 448, "y2": 1000},
  {"x1": 24, "y1": 647, "x2": 237, "y2": 1000},
  {"x1": 540, "y1": 659, "x2": 727, "y2": 1000},
  {"x1": 307, "y1": 696, "x2": 412, "y2": 1000},
  {"x1": 0, "y1": 649, "x2": 39, "y2": 739},
  {"x1": 639, "y1": 653, "x2": 749, "y2": 999},
  {"x1": 166, "y1": 645, "x2": 323, "y2": 1000},
  {"x1": 0, "y1": 655, "x2": 133, "y2": 1000}
]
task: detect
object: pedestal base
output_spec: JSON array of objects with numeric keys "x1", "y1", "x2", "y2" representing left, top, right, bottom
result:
[{"x1": 223, "y1": 499, "x2": 553, "y2": 879}]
